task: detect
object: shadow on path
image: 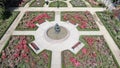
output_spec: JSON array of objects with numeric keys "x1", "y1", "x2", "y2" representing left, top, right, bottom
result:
[{"x1": 2, "y1": 0, "x2": 25, "y2": 20}]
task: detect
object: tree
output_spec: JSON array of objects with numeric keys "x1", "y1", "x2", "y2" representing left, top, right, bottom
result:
[
  {"x1": 0, "y1": 7, "x2": 5, "y2": 19},
  {"x1": 0, "y1": 0, "x2": 13, "y2": 20},
  {"x1": 0, "y1": 0, "x2": 5, "y2": 19},
  {"x1": 0, "y1": 0, "x2": 24, "y2": 19}
]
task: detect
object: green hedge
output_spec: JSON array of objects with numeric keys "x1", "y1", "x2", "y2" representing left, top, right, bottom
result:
[
  {"x1": 76, "y1": 26, "x2": 99, "y2": 31},
  {"x1": 49, "y1": 1, "x2": 67, "y2": 7},
  {"x1": 30, "y1": 0, "x2": 45, "y2": 7},
  {"x1": 70, "y1": 0, "x2": 87, "y2": 7},
  {"x1": 0, "y1": 12, "x2": 19, "y2": 40}
]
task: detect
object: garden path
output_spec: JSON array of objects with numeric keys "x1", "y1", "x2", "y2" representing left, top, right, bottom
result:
[
  {"x1": 11, "y1": 7, "x2": 106, "y2": 12},
  {"x1": 55, "y1": 11, "x2": 61, "y2": 23},
  {"x1": 51, "y1": 51, "x2": 61, "y2": 68},
  {"x1": 65, "y1": 0, "x2": 73, "y2": 8}
]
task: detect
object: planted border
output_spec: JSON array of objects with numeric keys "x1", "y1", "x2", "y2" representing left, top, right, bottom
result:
[
  {"x1": 0, "y1": 12, "x2": 19, "y2": 40},
  {"x1": 62, "y1": 35, "x2": 119, "y2": 68},
  {"x1": 96, "y1": 11, "x2": 120, "y2": 49}
]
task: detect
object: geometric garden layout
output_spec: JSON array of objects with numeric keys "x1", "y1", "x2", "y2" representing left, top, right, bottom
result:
[{"x1": 0, "y1": 0, "x2": 120, "y2": 68}]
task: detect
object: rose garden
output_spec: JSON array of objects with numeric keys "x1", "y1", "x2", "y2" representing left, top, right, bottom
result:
[{"x1": 0, "y1": 0, "x2": 120, "y2": 68}]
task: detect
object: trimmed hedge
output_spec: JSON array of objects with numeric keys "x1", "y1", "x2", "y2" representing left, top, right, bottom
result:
[
  {"x1": 0, "y1": 12, "x2": 19, "y2": 40},
  {"x1": 49, "y1": 1, "x2": 67, "y2": 7}
]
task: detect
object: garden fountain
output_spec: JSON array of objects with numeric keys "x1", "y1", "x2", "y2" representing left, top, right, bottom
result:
[{"x1": 45, "y1": 23, "x2": 70, "y2": 42}]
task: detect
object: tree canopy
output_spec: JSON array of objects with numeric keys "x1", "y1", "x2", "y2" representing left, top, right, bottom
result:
[
  {"x1": 0, "y1": 0, "x2": 20, "y2": 20},
  {"x1": 0, "y1": 0, "x2": 5, "y2": 19}
]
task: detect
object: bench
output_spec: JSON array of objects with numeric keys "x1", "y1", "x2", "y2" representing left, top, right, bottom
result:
[
  {"x1": 30, "y1": 42, "x2": 39, "y2": 50},
  {"x1": 72, "y1": 42, "x2": 81, "y2": 49}
]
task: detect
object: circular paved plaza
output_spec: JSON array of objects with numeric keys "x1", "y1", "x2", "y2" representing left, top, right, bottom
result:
[
  {"x1": 46, "y1": 25, "x2": 69, "y2": 41},
  {"x1": 31, "y1": 21, "x2": 83, "y2": 54}
]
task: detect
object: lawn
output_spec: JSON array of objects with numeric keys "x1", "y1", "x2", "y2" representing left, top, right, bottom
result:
[
  {"x1": 70, "y1": 0, "x2": 87, "y2": 7},
  {"x1": 49, "y1": 1, "x2": 67, "y2": 7}
]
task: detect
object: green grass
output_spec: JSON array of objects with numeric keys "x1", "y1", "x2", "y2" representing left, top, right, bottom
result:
[
  {"x1": 29, "y1": 49, "x2": 52, "y2": 68},
  {"x1": 76, "y1": 26, "x2": 99, "y2": 31},
  {"x1": 30, "y1": 0, "x2": 45, "y2": 7},
  {"x1": 17, "y1": 62, "x2": 30, "y2": 68},
  {"x1": 0, "y1": 12, "x2": 19, "y2": 40},
  {"x1": 16, "y1": 26, "x2": 38, "y2": 31},
  {"x1": 70, "y1": 0, "x2": 87, "y2": 7},
  {"x1": 16, "y1": 49, "x2": 52, "y2": 68},
  {"x1": 49, "y1": 1, "x2": 67, "y2": 7}
]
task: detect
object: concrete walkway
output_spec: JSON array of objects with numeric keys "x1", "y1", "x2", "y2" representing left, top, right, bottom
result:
[
  {"x1": 55, "y1": 11, "x2": 61, "y2": 23},
  {"x1": 66, "y1": 0, "x2": 73, "y2": 8},
  {"x1": 51, "y1": 51, "x2": 61, "y2": 68},
  {"x1": 12, "y1": 31, "x2": 36, "y2": 35},
  {"x1": 10, "y1": 7, "x2": 106, "y2": 12},
  {"x1": 78, "y1": 31, "x2": 102, "y2": 35}
]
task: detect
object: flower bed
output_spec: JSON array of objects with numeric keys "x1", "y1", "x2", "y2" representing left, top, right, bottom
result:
[
  {"x1": 62, "y1": 36, "x2": 119, "y2": 68},
  {"x1": 61, "y1": 11, "x2": 99, "y2": 31},
  {"x1": 97, "y1": 11, "x2": 120, "y2": 49},
  {"x1": 16, "y1": 11, "x2": 55, "y2": 30},
  {"x1": 0, "y1": 35, "x2": 52, "y2": 68},
  {"x1": 86, "y1": 0, "x2": 105, "y2": 7},
  {"x1": 0, "y1": 12, "x2": 19, "y2": 40},
  {"x1": 70, "y1": 0, "x2": 86, "y2": 7},
  {"x1": 49, "y1": 1, "x2": 67, "y2": 7},
  {"x1": 30, "y1": 0, "x2": 45, "y2": 7}
]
